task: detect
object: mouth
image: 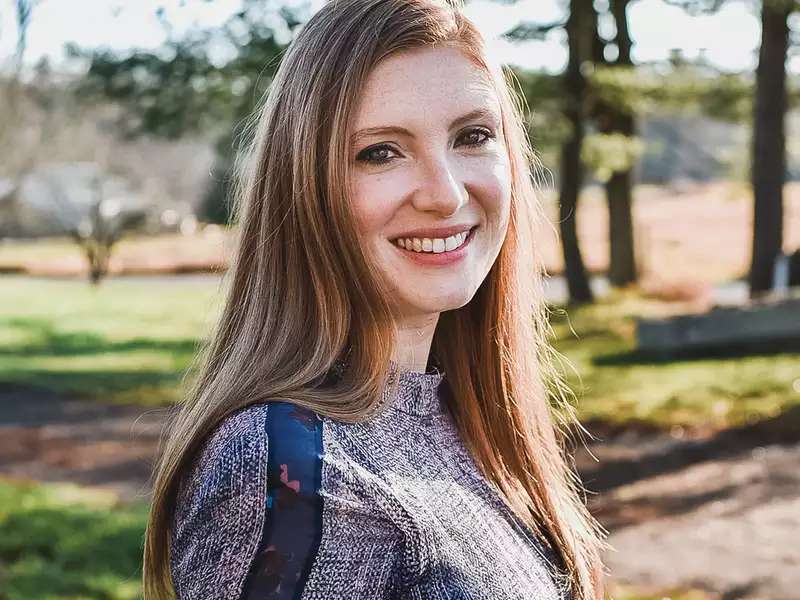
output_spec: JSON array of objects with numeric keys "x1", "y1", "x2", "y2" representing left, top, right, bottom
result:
[{"x1": 390, "y1": 225, "x2": 478, "y2": 254}]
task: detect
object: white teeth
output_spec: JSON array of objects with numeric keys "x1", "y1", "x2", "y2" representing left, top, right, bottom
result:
[{"x1": 394, "y1": 229, "x2": 472, "y2": 253}]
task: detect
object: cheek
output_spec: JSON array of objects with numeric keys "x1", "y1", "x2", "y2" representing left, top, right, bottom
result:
[
  {"x1": 349, "y1": 172, "x2": 406, "y2": 237},
  {"x1": 473, "y1": 157, "x2": 512, "y2": 223}
]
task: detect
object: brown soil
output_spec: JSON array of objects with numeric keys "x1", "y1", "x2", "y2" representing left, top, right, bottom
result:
[
  {"x1": 0, "y1": 383, "x2": 172, "y2": 501},
  {"x1": 575, "y1": 410, "x2": 800, "y2": 600}
]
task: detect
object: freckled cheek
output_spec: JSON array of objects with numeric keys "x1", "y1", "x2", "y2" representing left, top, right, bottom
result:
[
  {"x1": 350, "y1": 173, "x2": 409, "y2": 238},
  {"x1": 471, "y1": 160, "x2": 512, "y2": 223}
]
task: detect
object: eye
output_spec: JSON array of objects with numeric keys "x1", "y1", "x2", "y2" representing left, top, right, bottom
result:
[
  {"x1": 457, "y1": 127, "x2": 495, "y2": 148},
  {"x1": 354, "y1": 127, "x2": 496, "y2": 167},
  {"x1": 355, "y1": 144, "x2": 400, "y2": 166}
]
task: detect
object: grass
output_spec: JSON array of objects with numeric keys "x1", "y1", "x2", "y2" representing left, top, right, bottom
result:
[
  {"x1": 550, "y1": 290, "x2": 800, "y2": 431},
  {"x1": 0, "y1": 479, "x2": 146, "y2": 600},
  {"x1": 0, "y1": 276, "x2": 223, "y2": 405},
  {"x1": 606, "y1": 583, "x2": 717, "y2": 600},
  {"x1": 1, "y1": 277, "x2": 798, "y2": 430}
]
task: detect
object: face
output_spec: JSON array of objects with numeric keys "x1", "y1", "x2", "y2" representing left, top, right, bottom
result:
[{"x1": 348, "y1": 45, "x2": 512, "y2": 321}]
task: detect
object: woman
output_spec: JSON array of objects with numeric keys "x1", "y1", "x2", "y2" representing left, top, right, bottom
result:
[{"x1": 143, "y1": 0, "x2": 607, "y2": 598}]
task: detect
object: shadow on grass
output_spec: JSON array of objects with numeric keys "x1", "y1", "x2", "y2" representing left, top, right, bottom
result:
[
  {"x1": 578, "y1": 406, "x2": 800, "y2": 497},
  {"x1": 593, "y1": 339, "x2": 800, "y2": 366},
  {"x1": 11, "y1": 368, "x2": 185, "y2": 389},
  {"x1": 0, "y1": 484, "x2": 146, "y2": 599},
  {"x1": 0, "y1": 317, "x2": 200, "y2": 358},
  {"x1": 0, "y1": 368, "x2": 190, "y2": 406}
]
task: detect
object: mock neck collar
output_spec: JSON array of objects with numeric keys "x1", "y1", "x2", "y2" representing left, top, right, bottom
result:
[
  {"x1": 385, "y1": 359, "x2": 446, "y2": 417},
  {"x1": 325, "y1": 354, "x2": 447, "y2": 417}
]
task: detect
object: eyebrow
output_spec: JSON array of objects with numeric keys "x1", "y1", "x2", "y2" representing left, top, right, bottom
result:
[{"x1": 350, "y1": 107, "x2": 501, "y2": 145}]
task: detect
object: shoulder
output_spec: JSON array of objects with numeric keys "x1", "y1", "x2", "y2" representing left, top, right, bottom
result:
[
  {"x1": 177, "y1": 403, "x2": 272, "y2": 523},
  {"x1": 176, "y1": 401, "x2": 323, "y2": 511},
  {"x1": 170, "y1": 401, "x2": 324, "y2": 599},
  {"x1": 194, "y1": 402, "x2": 271, "y2": 482},
  {"x1": 170, "y1": 403, "x2": 270, "y2": 599}
]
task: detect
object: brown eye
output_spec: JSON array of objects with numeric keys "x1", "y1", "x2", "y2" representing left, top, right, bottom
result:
[
  {"x1": 356, "y1": 144, "x2": 398, "y2": 165},
  {"x1": 458, "y1": 127, "x2": 494, "y2": 147}
]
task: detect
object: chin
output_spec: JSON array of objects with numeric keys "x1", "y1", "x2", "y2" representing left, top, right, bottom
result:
[{"x1": 397, "y1": 288, "x2": 476, "y2": 316}]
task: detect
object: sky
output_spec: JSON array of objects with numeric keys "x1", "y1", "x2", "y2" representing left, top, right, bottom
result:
[{"x1": 0, "y1": 0, "x2": 797, "y2": 75}]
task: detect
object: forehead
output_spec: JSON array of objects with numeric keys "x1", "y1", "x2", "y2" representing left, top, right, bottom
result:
[{"x1": 353, "y1": 46, "x2": 501, "y2": 127}]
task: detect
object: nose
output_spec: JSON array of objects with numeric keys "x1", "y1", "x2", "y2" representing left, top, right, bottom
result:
[{"x1": 410, "y1": 155, "x2": 468, "y2": 218}]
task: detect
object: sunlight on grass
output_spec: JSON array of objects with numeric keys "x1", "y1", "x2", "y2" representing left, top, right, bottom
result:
[
  {"x1": 1, "y1": 277, "x2": 798, "y2": 430},
  {"x1": 607, "y1": 581, "x2": 717, "y2": 600},
  {"x1": 550, "y1": 290, "x2": 800, "y2": 431},
  {"x1": 0, "y1": 479, "x2": 717, "y2": 600},
  {"x1": 0, "y1": 479, "x2": 146, "y2": 600},
  {"x1": 0, "y1": 277, "x2": 223, "y2": 405}
]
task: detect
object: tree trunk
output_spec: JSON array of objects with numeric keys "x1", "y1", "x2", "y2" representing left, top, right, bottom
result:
[
  {"x1": 604, "y1": 0, "x2": 637, "y2": 287},
  {"x1": 559, "y1": 122, "x2": 593, "y2": 304},
  {"x1": 749, "y1": 1, "x2": 790, "y2": 296},
  {"x1": 558, "y1": 0, "x2": 595, "y2": 304},
  {"x1": 606, "y1": 155, "x2": 636, "y2": 286}
]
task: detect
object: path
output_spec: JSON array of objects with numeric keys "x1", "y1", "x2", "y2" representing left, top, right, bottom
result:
[
  {"x1": 0, "y1": 383, "x2": 170, "y2": 501},
  {"x1": 575, "y1": 411, "x2": 800, "y2": 600},
  {"x1": 1, "y1": 384, "x2": 797, "y2": 598}
]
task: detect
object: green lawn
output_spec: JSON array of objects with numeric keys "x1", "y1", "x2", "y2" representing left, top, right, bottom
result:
[
  {"x1": 607, "y1": 584, "x2": 715, "y2": 600},
  {"x1": 0, "y1": 276, "x2": 223, "y2": 405},
  {"x1": 550, "y1": 290, "x2": 800, "y2": 431},
  {"x1": 0, "y1": 479, "x2": 146, "y2": 600},
  {"x1": 1, "y1": 277, "x2": 798, "y2": 430}
]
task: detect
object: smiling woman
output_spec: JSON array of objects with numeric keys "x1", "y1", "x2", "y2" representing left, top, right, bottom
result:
[
  {"x1": 143, "y1": 1, "x2": 607, "y2": 599},
  {"x1": 350, "y1": 46, "x2": 511, "y2": 323}
]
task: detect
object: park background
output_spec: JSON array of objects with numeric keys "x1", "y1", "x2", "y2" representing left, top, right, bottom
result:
[{"x1": 1, "y1": 0, "x2": 799, "y2": 598}]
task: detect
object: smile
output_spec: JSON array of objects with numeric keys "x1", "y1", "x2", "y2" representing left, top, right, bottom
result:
[
  {"x1": 392, "y1": 226, "x2": 477, "y2": 254},
  {"x1": 389, "y1": 226, "x2": 478, "y2": 266}
]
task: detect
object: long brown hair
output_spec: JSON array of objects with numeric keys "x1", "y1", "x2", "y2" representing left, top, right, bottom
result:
[{"x1": 143, "y1": 0, "x2": 607, "y2": 597}]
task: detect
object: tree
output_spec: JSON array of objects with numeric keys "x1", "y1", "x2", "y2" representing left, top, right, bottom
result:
[
  {"x1": 667, "y1": 0, "x2": 799, "y2": 296},
  {"x1": 16, "y1": 163, "x2": 148, "y2": 284},
  {"x1": 505, "y1": 1, "x2": 597, "y2": 303},
  {"x1": 70, "y1": 177, "x2": 147, "y2": 285},
  {"x1": 592, "y1": 0, "x2": 638, "y2": 287},
  {"x1": 72, "y1": 1, "x2": 302, "y2": 225},
  {"x1": 12, "y1": 0, "x2": 43, "y2": 73},
  {"x1": 505, "y1": 0, "x2": 645, "y2": 297},
  {"x1": 749, "y1": 0, "x2": 796, "y2": 296},
  {"x1": 2, "y1": 0, "x2": 43, "y2": 150},
  {"x1": 557, "y1": 0, "x2": 598, "y2": 303}
]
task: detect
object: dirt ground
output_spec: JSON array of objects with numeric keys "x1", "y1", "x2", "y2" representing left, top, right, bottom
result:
[
  {"x1": 575, "y1": 413, "x2": 800, "y2": 600},
  {"x1": 0, "y1": 384, "x2": 171, "y2": 502},
  {"x1": 1, "y1": 384, "x2": 798, "y2": 599},
  {"x1": 537, "y1": 181, "x2": 800, "y2": 286}
]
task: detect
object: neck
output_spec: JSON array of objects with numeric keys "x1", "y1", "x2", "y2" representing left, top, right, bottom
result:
[{"x1": 391, "y1": 312, "x2": 440, "y2": 373}]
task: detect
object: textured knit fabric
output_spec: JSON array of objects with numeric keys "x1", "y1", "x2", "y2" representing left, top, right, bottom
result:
[{"x1": 170, "y1": 363, "x2": 573, "y2": 599}]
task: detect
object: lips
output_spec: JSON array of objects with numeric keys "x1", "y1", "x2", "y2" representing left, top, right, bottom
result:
[
  {"x1": 391, "y1": 225, "x2": 477, "y2": 266},
  {"x1": 390, "y1": 224, "x2": 477, "y2": 241}
]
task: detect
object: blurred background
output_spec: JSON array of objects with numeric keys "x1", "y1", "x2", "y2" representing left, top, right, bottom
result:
[{"x1": 0, "y1": 0, "x2": 798, "y2": 598}]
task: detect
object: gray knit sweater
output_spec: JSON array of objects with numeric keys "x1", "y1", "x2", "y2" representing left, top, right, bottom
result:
[{"x1": 170, "y1": 364, "x2": 572, "y2": 599}]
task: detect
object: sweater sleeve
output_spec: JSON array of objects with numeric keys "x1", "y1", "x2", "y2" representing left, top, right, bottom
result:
[
  {"x1": 169, "y1": 403, "x2": 270, "y2": 600},
  {"x1": 170, "y1": 401, "x2": 330, "y2": 600}
]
